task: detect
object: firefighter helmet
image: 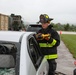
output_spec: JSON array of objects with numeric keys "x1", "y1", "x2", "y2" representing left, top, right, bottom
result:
[{"x1": 39, "y1": 14, "x2": 53, "y2": 23}]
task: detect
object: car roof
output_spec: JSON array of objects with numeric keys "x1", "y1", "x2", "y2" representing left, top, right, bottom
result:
[{"x1": 0, "y1": 31, "x2": 34, "y2": 42}]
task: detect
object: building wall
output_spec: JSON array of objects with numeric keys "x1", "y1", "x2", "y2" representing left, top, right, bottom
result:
[{"x1": 0, "y1": 14, "x2": 9, "y2": 30}]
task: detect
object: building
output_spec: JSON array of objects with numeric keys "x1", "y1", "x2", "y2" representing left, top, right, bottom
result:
[{"x1": 0, "y1": 13, "x2": 9, "y2": 30}]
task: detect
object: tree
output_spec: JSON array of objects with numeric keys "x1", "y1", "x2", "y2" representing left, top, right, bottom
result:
[{"x1": 64, "y1": 23, "x2": 70, "y2": 31}]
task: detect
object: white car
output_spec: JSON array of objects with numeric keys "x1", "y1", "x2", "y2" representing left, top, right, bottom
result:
[{"x1": 0, "y1": 31, "x2": 49, "y2": 75}]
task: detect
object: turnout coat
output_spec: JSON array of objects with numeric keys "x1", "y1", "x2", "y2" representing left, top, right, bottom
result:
[{"x1": 37, "y1": 25, "x2": 60, "y2": 59}]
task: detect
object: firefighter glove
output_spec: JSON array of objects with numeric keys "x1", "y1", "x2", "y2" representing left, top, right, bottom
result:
[{"x1": 35, "y1": 33, "x2": 43, "y2": 40}]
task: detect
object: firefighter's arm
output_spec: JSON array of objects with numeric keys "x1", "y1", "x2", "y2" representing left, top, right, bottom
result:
[
  {"x1": 47, "y1": 32, "x2": 60, "y2": 47},
  {"x1": 41, "y1": 33, "x2": 57, "y2": 47}
]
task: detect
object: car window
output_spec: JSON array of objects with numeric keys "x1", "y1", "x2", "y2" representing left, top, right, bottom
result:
[
  {"x1": 0, "y1": 42, "x2": 20, "y2": 75},
  {"x1": 26, "y1": 24, "x2": 42, "y2": 32},
  {"x1": 28, "y1": 37, "x2": 42, "y2": 69},
  {"x1": 26, "y1": 27, "x2": 41, "y2": 32}
]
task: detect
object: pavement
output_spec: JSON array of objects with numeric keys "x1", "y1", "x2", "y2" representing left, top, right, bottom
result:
[{"x1": 56, "y1": 40, "x2": 76, "y2": 75}]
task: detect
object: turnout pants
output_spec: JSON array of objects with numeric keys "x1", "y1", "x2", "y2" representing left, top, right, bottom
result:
[{"x1": 47, "y1": 59, "x2": 57, "y2": 75}]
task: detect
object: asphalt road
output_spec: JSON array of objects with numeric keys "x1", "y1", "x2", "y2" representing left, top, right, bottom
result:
[{"x1": 56, "y1": 40, "x2": 76, "y2": 75}]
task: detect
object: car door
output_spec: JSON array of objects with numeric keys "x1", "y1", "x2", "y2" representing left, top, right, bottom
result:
[{"x1": 28, "y1": 35, "x2": 49, "y2": 75}]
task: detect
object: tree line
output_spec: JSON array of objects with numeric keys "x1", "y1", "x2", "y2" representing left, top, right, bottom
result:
[{"x1": 52, "y1": 23, "x2": 76, "y2": 31}]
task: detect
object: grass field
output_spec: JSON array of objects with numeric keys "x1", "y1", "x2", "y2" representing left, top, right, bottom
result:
[{"x1": 60, "y1": 34, "x2": 76, "y2": 59}]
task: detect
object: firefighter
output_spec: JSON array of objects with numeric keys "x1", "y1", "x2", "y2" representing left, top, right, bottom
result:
[{"x1": 35, "y1": 14, "x2": 60, "y2": 75}]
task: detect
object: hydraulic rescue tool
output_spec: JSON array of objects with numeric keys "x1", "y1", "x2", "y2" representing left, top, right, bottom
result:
[{"x1": 36, "y1": 33, "x2": 51, "y2": 40}]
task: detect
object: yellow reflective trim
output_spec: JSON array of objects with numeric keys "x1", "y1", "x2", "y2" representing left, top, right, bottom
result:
[
  {"x1": 39, "y1": 43, "x2": 52, "y2": 47},
  {"x1": 39, "y1": 39, "x2": 57, "y2": 47},
  {"x1": 44, "y1": 54, "x2": 58, "y2": 59},
  {"x1": 51, "y1": 39, "x2": 57, "y2": 46}
]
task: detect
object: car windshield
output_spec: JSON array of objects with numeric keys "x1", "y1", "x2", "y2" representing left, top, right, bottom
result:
[
  {"x1": 26, "y1": 24, "x2": 42, "y2": 32},
  {"x1": 0, "y1": 41, "x2": 20, "y2": 75}
]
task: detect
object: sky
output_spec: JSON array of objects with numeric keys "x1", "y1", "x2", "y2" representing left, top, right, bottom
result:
[{"x1": 0, "y1": 0, "x2": 76, "y2": 24}]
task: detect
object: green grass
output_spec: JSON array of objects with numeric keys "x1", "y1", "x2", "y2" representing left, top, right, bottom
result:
[{"x1": 61, "y1": 34, "x2": 76, "y2": 59}]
